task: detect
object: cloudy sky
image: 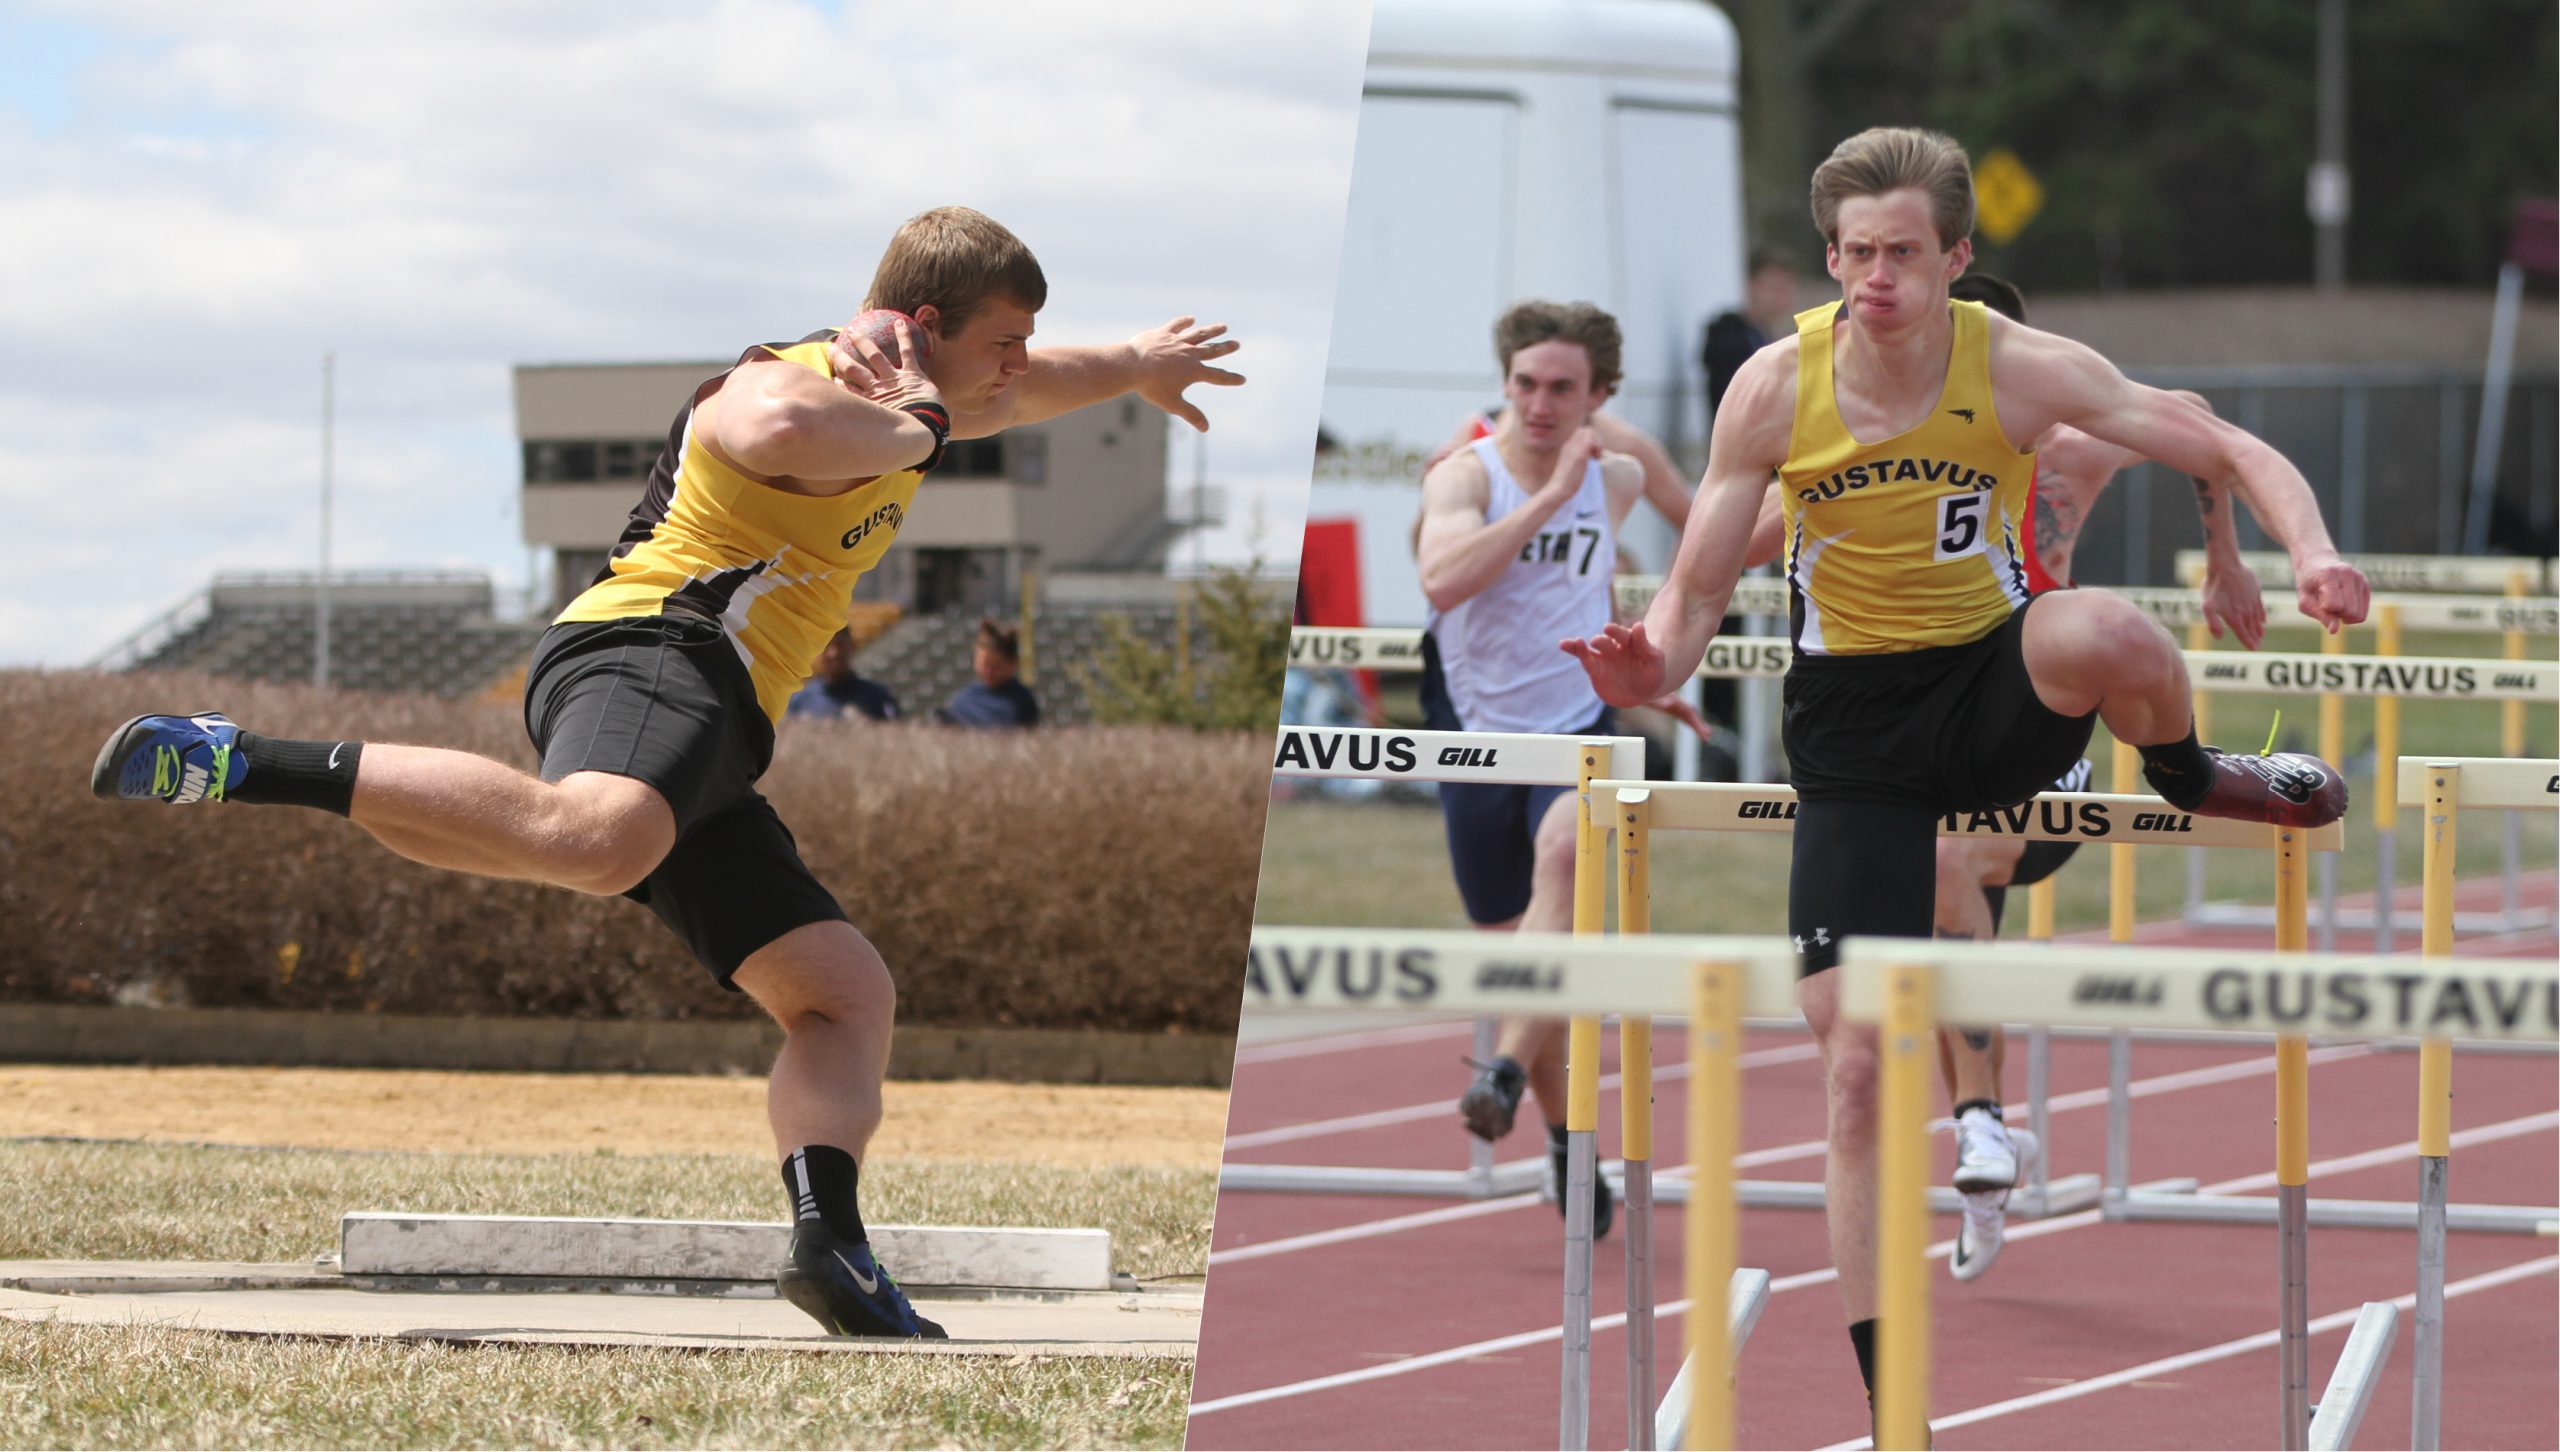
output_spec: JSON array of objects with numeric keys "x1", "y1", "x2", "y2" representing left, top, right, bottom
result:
[{"x1": 0, "y1": 0, "x2": 1371, "y2": 666}]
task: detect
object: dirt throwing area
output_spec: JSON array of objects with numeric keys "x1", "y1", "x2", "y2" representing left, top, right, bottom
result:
[{"x1": 0, "y1": 1065, "x2": 1228, "y2": 1168}]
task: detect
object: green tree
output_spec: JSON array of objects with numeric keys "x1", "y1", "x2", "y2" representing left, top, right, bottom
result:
[
  {"x1": 1736, "y1": 0, "x2": 2555, "y2": 290},
  {"x1": 1076, "y1": 563, "x2": 1289, "y2": 732}
]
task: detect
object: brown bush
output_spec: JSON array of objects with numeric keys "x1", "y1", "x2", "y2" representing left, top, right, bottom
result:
[{"x1": 1, "y1": 670, "x2": 1267, "y2": 1032}]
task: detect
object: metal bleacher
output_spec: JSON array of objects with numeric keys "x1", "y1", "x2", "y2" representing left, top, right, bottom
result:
[{"x1": 99, "y1": 572, "x2": 547, "y2": 700}]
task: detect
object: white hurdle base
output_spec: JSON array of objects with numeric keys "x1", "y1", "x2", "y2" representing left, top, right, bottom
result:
[
  {"x1": 2183, "y1": 900, "x2": 2554, "y2": 936},
  {"x1": 2104, "y1": 1190, "x2": 2559, "y2": 1235},
  {"x1": 2307, "y1": 1302, "x2": 2398, "y2": 1451},
  {"x1": 1217, "y1": 1157, "x2": 1546, "y2": 1198},
  {"x1": 339, "y1": 1213, "x2": 1114, "y2": 1291},
  {"x1": 1643, "y1": 1169, "x2": 2105, "y2": 1220},
  {"x1": 1653, "y1": 1268, "x2": 1774, "y2": 1452}
]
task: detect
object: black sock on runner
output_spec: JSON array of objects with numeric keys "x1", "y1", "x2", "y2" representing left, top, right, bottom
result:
[
  {"x1": 1950, "y1": 1098, "x2": 2003, "y2": 1122},
  {"x1": 1546, "y1": 1122, "x2": 1568, "y2": 1153},
  {"x1": 2137, "y1": 727, "x2": 2216, "y2": 810},
  {"x1": 227, "y1": 732, "x2": 362, "y2": 815},
  {"x1": 782, "y1": 1145, "x2": 868, "y2": 1244},
  {"x1": 1849, "y1": 1317, "x2": 1878, "y2": 1394}
]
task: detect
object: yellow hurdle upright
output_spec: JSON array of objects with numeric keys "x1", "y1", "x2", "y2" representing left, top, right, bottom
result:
[
  {"x1": 1559, "y1": 742, "x2": 1611, "y2": 1450},
  {"x1": 1618, "y1": 791, "x2": 1658, "y2": 1448},
  {"x1": 1683, "y1": 961, "x2": 1742, "y2": 1452},
  {"x1": 2273, "y1": 826, "x2": 2311, "y2": 1449},
  {"x1": 1874, "y1": 964, "x2": 1935, "y2": 1450}
]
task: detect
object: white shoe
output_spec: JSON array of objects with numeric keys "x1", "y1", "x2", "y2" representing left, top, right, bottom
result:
[
  {"x1": 1951, "y1": 1108, "x2": 2018, "y2": 1194},
  {"x1": 1948, "y1": 1128, "x2": 2041, "y2": 1284},
  {"x1": 1950, "y1": 1189, "x2": 2006, "y2": 1281}
]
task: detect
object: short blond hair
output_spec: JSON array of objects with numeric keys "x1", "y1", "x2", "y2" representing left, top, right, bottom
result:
[
  {"x1": 1809, "y1": 128, "x2": 1974, "y2": 249},
  {"x1": 863, "y1": 206, "x2": 1048, "y2": 334}
]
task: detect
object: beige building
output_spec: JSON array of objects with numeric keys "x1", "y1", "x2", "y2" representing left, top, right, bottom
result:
[{"x1": 514, "y1": 359, "x2": 1180, "y2": 615}]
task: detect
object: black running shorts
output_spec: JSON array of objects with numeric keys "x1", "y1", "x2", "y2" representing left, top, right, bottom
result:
[
  {"x1": 1782, "y1": 597, "x2": 2095, "y2": 974},
  {"x1": 522, "y1": 614, "x2": 848, "y2": 987}
]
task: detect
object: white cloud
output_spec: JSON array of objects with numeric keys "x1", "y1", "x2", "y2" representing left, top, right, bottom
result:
[{"x1": 0, "y1": 0, "x2": 1366, "y2": 664}]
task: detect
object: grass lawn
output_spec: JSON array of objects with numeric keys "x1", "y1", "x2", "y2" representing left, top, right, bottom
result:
[{"x1": 0, "y1": 1141, "x2": 1209, "y2": 1449}]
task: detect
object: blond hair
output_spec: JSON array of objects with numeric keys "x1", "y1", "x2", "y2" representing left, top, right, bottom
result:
[
  {"x1": 1809, "y1": 128, "x2": 1974, "y2": 249},
  {"x1": 1492, "y1": 300, "x2": 1623, "y2": 395},
  {"x1": 863, "y1": 206, "x2": 1048, "y2": 334}
]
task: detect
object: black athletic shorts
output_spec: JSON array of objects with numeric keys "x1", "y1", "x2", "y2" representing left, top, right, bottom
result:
[
  {"x1": 1435, "y1": 706, "x2": 1617, "y2": 926},
  {"x1": 522, "y1": 613, "x2": 848, "y2": 987},
  {"x1": 1782, "y1": 597, "x2": 2096, "y2": 974}
]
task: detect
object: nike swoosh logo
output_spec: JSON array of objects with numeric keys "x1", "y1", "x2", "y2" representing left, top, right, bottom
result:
[
  {"x1": 327, "y1": 743, "x2": 345, "y2": 771},
  {"x1": 832, "y1": 1247, "x2": 879, "y2": 1295},
  {"x1": 1574, "y1": 508, "x2": 1598, "y2": 518}
]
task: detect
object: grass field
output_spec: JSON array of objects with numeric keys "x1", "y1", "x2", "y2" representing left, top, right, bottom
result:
[
  {"x1": 1258, "y1": 646, "x2": 2558, "y2": 936},
  {"x1": 0, "y1": 1140, "x2": 1210, "y2": 1448}
]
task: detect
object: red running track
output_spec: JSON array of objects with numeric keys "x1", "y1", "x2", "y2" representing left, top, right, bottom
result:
[{"x1": 1190, "y1": 877, "x2": 2559, "y2": 1450}]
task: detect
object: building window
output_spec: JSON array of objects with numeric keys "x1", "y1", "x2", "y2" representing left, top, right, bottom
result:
[
  {"x1": 940, "y1": 438, "x2": 1006, "y2": 478},
  {"x1": 524, "y1": 439, "x2": 662, "y2": 483}
]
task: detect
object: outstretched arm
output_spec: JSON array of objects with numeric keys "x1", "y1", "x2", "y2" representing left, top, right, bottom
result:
[
  {"x1": 2001, "y1": 329, "x2": 2366, "y2": 630},
  {"x1": 1562, "y1": 344, "x2": 1793, "y2": 703},
  {"x1": 951, "y1": 317, "x2": 1242, "y2": 438}
]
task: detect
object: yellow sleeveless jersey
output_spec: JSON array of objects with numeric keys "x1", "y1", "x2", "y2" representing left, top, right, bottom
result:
[
  {"x1": 557, "y1": 334, "x2": 923, "y2": 723},
  {"x1": 1778, "y1": 299, "x2": 2033, "y2": 655}
]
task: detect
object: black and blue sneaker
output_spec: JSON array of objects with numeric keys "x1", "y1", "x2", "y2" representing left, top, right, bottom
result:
[
  {"x1": 777, "y1": 1223, "x2": 948, "y2": 1339},
  {"x1": 91, "y1": 713, "x2": 246, "y2": 804}
]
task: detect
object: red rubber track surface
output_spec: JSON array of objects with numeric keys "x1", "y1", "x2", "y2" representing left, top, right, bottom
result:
[{"x1": 1188, "y1": 874, "x2": 2559, "y2": 1450}]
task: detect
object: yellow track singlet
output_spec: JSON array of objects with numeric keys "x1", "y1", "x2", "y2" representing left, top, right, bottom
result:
[
  {"x1": 1778, "y1": 299, "x2": 2033, "y2": 655},
  {"x1": 556, "y1": 334, "x2": 923, "y2": 724}
]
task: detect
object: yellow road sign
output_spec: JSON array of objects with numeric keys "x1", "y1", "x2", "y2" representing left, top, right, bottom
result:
[{"x1": 1975, "y1": 148, "x2": 2044, "y2": 246}]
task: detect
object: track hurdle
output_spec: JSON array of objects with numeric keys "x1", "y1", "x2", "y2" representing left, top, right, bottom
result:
[
  {"x1": 1232, "y1": 726, "x2": 1645, "y2": 1201},
  {"x1": 1593, "y1": 778, "x2": 2341, "y2": 1220},
  {"x1": 1244, "y1": 925, "x2": 1802, "y2": 1451},
  {"x1": 1842, "y1": 939, "x2": 2560, "y2": 1451},
  {"x1": 2396, "y1": 754, "x2": 2560, "y2": 1448}
]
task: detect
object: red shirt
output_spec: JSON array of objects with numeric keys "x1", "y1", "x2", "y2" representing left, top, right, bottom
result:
[{"x1": 2019, "y1": 463, "x2": 2070, "y2": 594}]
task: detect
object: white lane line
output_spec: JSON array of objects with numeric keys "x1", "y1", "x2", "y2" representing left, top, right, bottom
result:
[
  {"x1": 1211, "y1": 1194, "x2": 1544, "y2": 1266},
  {"x1": 1188, "y1": 1110, "x2": 2560, "y2": 1416},
  {"x1": 1225, "y1": 1042, "x2": 1821, "y2": 1151},
  {"x1": 1811, "y1": 1255, "x2": 2560, "y2": 1450},
  {"x1": 1234, "y1": 1021, "x2": 1476, "y2": 1066}
]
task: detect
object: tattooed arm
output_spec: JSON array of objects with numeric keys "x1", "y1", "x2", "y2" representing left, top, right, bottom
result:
[{"x1": 2170, "y1": 392, "x2": 2268, "y2": 648}]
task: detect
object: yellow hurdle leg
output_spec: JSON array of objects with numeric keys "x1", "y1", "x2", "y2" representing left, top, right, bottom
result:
[
  {"x1": 2413, "y1": 765, "x2": 2460, "y2": 1447},
  {"x1": 1684, "y1": 960, "x2": 1741, "y2": 1452},
  {"x1": 1619, "y1": 791, "x2": 1657, "y2": 1447},
  {"x1": 1876, "y1": 964, "x2": 1935, "y2": 1450},
  {"x1": 1560, "y1": 743, "x2": 1610, "y2": 1449}
]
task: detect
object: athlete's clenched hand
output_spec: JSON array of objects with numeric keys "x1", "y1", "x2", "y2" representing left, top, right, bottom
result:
[
  {"x1": 2293, "y1": 552, "x2": 2369, "y2": 634},
  {"x1": 839, "y1": 317, "x2": 944, "y2": 414}
]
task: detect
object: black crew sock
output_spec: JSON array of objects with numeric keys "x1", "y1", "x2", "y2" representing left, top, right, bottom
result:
[
  {"x1": 2137, "y1": 726, "x2": 2216, "y2": 810},
  {"x1": 228, "y1": 732, "x2": 362, "y2": 815},
  {"x1": 1950, "y1": 1098, "x2": 2003, "y2": 1123},
  {"x1": 782, "y1": 1144, "x2": 868, "y2": 1245},
  {"x1": 1849, "y1": 1317, "x2": 1878, "y2": 1395}
]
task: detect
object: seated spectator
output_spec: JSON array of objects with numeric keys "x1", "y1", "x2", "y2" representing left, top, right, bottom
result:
[
  {"x1": 936, "y1": 618, "x2": 1041, "y2": 729},
  {"x1": 787, "y1": 629, "x2": 902, "y2": 722}
]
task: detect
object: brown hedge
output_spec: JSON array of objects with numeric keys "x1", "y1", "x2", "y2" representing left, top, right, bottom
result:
[{"x1": 0, "y1": 670, "x2": 1267, "y2": 1033}]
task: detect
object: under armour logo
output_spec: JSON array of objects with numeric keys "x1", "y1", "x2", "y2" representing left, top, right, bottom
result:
[
  {"x1": 1791, "y1": 927, "x2": 1833, "y2": 951},
  {"x1": 1947, "y1": 408, "x2": 1976, "y2": 424}
]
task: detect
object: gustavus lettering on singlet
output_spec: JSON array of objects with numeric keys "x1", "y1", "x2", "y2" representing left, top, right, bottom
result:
[
  {"x1": 1272, "y1": 729, "x2": 1419, "y2": 775},
  {"x1": 838, "y1": 500, "x2": 906, "y2": 551},
  {"x1": 1245, "y1": 945, "x2": 1440, "y2": 1004},
  {"x1": 1795, "y1": 456, "x2": 1998, "y2": 505}
]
